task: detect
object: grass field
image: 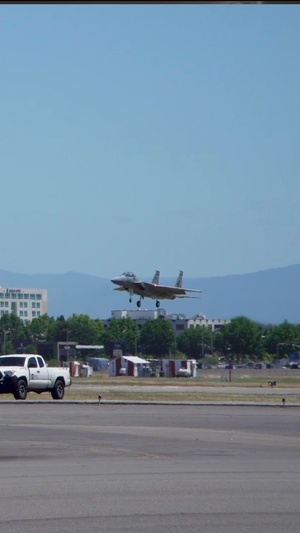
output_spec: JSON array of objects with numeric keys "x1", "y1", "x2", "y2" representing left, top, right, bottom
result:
[
  {"x1": 74, "y1": 371, "x2": 300, "y2": 388},
  {"x1": 65, "y1": 370, "x2": 300, "y2": 403},
  {"x1": 1, "y1": 369, "x2": 300, "y2": 403}
]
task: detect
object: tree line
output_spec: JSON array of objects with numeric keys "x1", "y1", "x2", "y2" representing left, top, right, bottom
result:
[{"x1": 0, "y1": 313, "x2": 300, "y2": 362}]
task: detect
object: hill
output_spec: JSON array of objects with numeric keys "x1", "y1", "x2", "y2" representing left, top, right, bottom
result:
[{"x1": 0, "y1": 265, "x2": 299, "y2": 324}]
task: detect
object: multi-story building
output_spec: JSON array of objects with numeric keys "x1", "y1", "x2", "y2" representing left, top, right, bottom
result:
[
  {"x1": 0, "y1": 287, "x2": 48, "y2": 321},
  {"x1": 106, "y1": 309, "x2": 230, "y2": 336},
  {"x1": 110, "y1": 308, "x2": 166, "y2": 327},
  {"x1": 167, "y1": 313, "x2": 231, "y2": 336}
]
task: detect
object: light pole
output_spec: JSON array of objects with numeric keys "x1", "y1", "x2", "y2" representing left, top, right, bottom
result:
[
  {"x1": 122, "y1": 328, "x2": 126, "y2": 356},
  {"x1": 198, "y1": 314, "x2": 206, "y2": 358},
  {"x1": 3, "y1": 330, "x2": 10, "y2": 355},
  {"x1": 134, "y1": 333, "x2": 138, "y2": 356},
  {"x1": 276, "y1": 343, "x2": 280, "y2": 363},
  {"x1": 226, "y1": 346, "x2": 232, "y2": 381},
  {"x1": 65, "y1": 329, "x2": 72, "y2": 365},
  {"x1": 61, "y1": 329, "x2": 73, "y2": 367}
]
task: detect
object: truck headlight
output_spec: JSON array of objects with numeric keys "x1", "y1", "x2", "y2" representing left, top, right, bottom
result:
[{"x1": 3, "y1": 371, "x2": 14, "y2": 377}]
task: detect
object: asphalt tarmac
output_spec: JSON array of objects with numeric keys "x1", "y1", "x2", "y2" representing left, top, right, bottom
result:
[{"x1": 0, "y1": 403, "x2": 300, "y2": 533}]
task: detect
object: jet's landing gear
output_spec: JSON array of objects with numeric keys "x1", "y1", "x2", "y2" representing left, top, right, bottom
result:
[
  {"x1": 136, "y1": 299, "x2": 142, "y2": 308},
  {"x1": 128, "y1": 290, "x2": 134, "y2": 304},
  {"x1": 156, "y1": 300, "x2": 160, "y2": 308}
]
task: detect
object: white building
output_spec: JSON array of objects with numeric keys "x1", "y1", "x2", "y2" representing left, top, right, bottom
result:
[
  {"x1": 108, "y1": 309, "x2": 166, "y2": 328},
  {"x1": 111, "y1": 309, "x2": 166, "y2": 320},
  {"x1": 107, "y1": 309, "x2": 230, "y2": 336},
  {"x1": 0, "y1": 287, "x2": 48, "y2": 321},
  {"x1": 170, "y1": 313, "x2": 230, "y2": 334}
]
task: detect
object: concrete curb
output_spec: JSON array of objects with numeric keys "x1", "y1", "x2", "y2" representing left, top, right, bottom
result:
[{"x1": 0, "y1": 400, "x2": 299, "y2": 406}]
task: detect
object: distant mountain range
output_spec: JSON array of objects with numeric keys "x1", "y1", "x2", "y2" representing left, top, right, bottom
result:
[{"x1": 0, "y1": 265, "x2": 299, "y2": 324}]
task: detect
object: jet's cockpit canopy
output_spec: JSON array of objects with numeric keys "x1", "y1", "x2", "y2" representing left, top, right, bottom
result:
[{"x1": 122, "y1": 272, "x2": 136, "y2": 278}]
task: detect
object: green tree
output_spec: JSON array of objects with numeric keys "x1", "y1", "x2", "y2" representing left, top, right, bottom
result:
[
  {"x1": 216, "y1": 316, "x2": 263, "y2": 359},
  {"x1": 0, "y1": 314, "x2": 26, "y2": 353},
  {"x1": 50, "y1": 315, "x2": 69, "y2": 342},
  {"x1": 139, "y1": 318, "x2": 175, "y2": 357},
  {"x1": 23, "y1": 314, "x2": 55, "y2": 344},
  {"x1": 102, "y1": 317, "x2": 139, "y2": 355},
  {"x1": 2, "y1": 340, "x2": 14, "y2": 355},
  {"x1": 25, "y1": 344, "x2": 37, "y2": 354},
  {"x1": 66, "y1": 314, "x2": 105, "y2": 345},
  {"x1": 263, "y1": 321, "x2": 300, "y2": 358},
  {"x1": 177, "y1": 326, "x2": 213, "y2": 358}
]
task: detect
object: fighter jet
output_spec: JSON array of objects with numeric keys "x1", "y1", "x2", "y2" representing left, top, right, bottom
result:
[{"x1": 111, "y1": 270, "x2": 202, "y2": 308}]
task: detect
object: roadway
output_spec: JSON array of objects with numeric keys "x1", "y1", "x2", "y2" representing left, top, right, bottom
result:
[{"x1": 0, "y1": 403, "x2": 300, "y2": 532}]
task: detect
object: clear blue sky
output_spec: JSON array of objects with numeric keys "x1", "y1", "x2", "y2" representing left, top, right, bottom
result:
[{"x1": 0, "y1": 4, "x2": 299, "y2": 280}]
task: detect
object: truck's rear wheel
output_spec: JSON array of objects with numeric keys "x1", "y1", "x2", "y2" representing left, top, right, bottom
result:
[
  {"x1": 51, "y1": 380, "x2": 65, "y2": 400},
  {"x1": 13, "y1": 379, "x2": 27, "y2": 400}
]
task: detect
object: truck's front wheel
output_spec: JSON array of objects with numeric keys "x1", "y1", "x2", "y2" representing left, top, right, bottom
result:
[
  {"x1": 51, "y1": 380, "x2": 65, "y2": 400},
  {"x1": 13, "y1": 379, "x2": 27, "y2": 400}
]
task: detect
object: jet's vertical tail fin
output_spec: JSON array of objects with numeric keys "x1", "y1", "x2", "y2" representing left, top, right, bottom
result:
[
  {"x1": 152, "y1": 270, "x2": 160, "y2": 285},
  {"x1": 175, "y1": 270, "x2": 183, "y2": 288}
]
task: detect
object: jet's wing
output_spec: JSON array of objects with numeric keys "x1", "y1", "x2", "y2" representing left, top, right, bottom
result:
[
  {"x1": 180, "y1": 288, "x2": 203, "y2": 294},
  {"x1": 145, "y1": 283, "x2": 202, "y2": 294},
  {"x1": 142, "y1": 282, "x2": 202, "y2": 298},
  {"x1": 113, "y1": 287, "x2": 127, "y2": 291}
]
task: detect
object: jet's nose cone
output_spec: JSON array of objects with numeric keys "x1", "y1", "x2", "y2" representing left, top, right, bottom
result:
[{"x1": 111, "y1": 277, "x2": 120, "y2": 285}]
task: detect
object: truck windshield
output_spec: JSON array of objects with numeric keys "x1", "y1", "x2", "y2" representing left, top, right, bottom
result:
[{"x1": 0, "y1": 357, "x2": 26, "y2": 367}]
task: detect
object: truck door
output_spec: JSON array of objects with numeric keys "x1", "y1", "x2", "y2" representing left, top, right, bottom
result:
[
  {"x1": 36, "y1": 356, "x2": 50, "y2": 386},
  {"x1": 27, "y1": 356, "x2": 49, "y2": 389}
]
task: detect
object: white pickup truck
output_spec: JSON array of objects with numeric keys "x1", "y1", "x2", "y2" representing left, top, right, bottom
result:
[{"x1": 0, "y1": 354, "x2": 72, "y2": 400}]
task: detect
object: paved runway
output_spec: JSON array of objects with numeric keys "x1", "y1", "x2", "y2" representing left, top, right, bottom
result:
[{"x1": 0, "y1": 403, "x2": 299, "y2": 532}]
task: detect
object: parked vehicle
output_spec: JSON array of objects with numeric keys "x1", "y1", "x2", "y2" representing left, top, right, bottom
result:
[
  {"x1": 0, "y1": 354, "x2": 72, "y2": 400},
  {"x1": 88, "y1": 357, "x2": 109, "y2": 371},
  {"x1": 176, "y1": 368, "x2": 191, "y2": 378}
]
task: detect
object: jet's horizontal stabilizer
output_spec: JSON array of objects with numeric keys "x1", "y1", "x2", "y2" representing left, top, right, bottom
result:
[{"x1": 176, "y1": 295, "x2": 202, "y2": 299}]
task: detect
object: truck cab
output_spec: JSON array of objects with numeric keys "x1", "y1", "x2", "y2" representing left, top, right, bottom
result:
[{"x1": 0, "y1": 354, "x2": 72, "y2": 400}]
